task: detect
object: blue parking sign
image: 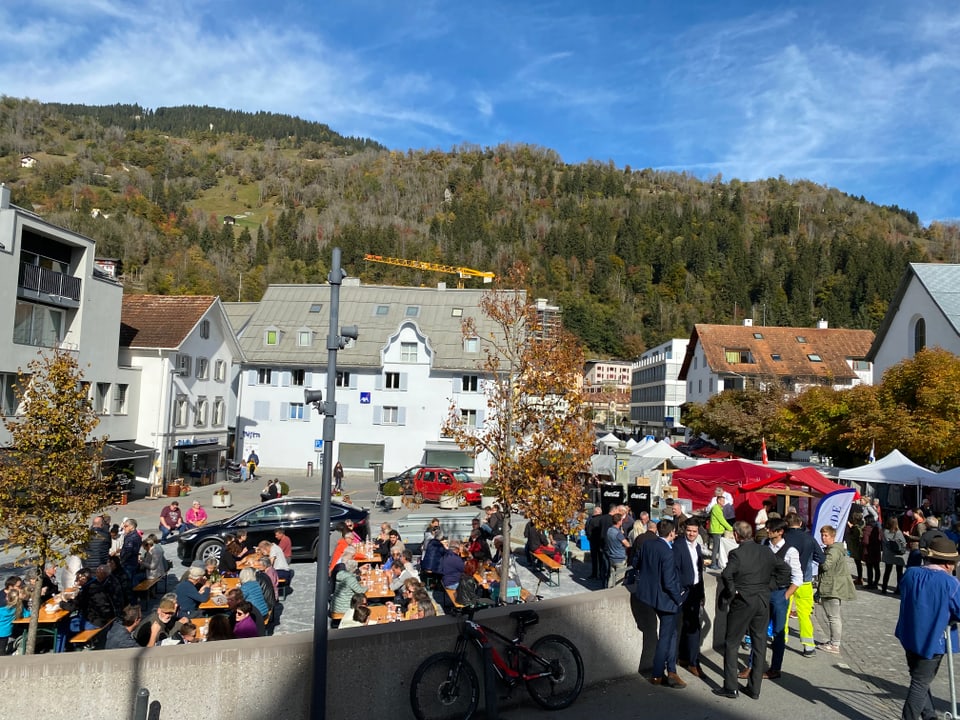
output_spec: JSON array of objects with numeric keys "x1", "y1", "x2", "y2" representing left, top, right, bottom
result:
[{"x1": 314, "y1": 439, "x2": 323, "y2": 451}]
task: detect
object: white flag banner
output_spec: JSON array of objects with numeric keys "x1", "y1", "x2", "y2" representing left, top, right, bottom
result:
[{"x1": 812, "y1": 488, "x2": 858, "y2": 546}]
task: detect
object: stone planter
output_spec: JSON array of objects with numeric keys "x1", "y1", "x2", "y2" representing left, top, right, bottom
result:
[
  {"x1": 212, "y1": 492, "x2": 232, "y2": 508},
  {"x1": 439, "y1": 494, "x2": 461, "y2": 510}
]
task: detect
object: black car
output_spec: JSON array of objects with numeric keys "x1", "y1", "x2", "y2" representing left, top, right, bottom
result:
[
  {"x1": 380, "y1": 464, "x2": 426, "y2": 491},
  {"x1": 174, "y1": 496, "x2": 369, "y2": 565}
]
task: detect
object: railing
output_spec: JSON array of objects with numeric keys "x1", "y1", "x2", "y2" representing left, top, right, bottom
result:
[{"x1": 18, "y1": 264, "x2": 81, "y2": 302}]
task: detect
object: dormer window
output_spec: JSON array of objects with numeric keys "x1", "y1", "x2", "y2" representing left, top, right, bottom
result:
[
  {"x1": 265, "y1": 328, "x2": 279, "y2": 346},
  {"x1": 724, "y1": 349, "x2": 754, "y2": 364}
]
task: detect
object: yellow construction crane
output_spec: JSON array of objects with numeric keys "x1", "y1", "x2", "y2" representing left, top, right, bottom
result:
[{"x1": 364, "y1": 254, "x2": 495, "y2": 288}]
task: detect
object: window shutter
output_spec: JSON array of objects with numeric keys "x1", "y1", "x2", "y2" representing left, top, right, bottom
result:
[
  {"x1": 372, "y1": 406, "x2": 382, "y2": 425},
  {"x1": 476, "y1": 408, "x2": 485, "y2": 428},
  {"x1": 280, "y1": 402, "x2": 289, "y2": 421},
  {"x1": 336, "y1": 404, "x2": 349, "y2": 424},
  {"x1": 452, "y1": 378, "x2": 461, "y2": 394},
  {"x1": 271, "y1": 372, "x2": 278, "y2": 387},
  {"x1": 398, "y1": 407, "x2": 407, "y2": 426},
  {"x1": 304, "y1": 371, "x2": 312, "y2": 387},
  {"x1": 350, "y1": 374, "x2": 358, "y2": 389},
  {"x1": 303, "y1": 407, "x2": 311, "y2": 422},
  {"x1": 375, "y1": 375, "x2": 383, "y2": 391},
  {"x1": 281, "y1": 372, "x2": 291, "y2": 387},
  {"x1": 399, "y1": 373, "x2": 408, "y2": 391},
  {"x1": 247, "y1": 370, "x2": 257, "y2": 385}
]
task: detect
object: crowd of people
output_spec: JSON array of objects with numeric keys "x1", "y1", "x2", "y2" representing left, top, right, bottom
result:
[
  {"x1": 0, "y1": 502, "x2": 300, "y2": 653},
  {"x1": 328, "y1": 504, "x2": 507, "y2": 627}
]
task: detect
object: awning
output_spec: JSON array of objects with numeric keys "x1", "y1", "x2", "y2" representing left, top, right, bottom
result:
[
  {"x1": 423, "y1": 441, "x2": 467, "y2": 452},
  {"x1": 102, "y1": 441, "x2": 156, "y2": 463}
]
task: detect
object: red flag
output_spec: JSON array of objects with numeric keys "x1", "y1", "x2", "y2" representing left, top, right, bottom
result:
[{"x1": 761, "y1": 437, "x2": 769, "y2": 465}]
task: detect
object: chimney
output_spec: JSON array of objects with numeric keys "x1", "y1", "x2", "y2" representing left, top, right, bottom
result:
[
  {"x1": 816, "y1": 319, "x2": 828, "y2": 329},
  {"x1": 0, "y1": 183, "x2": 9, "y2": 209},
  {"x1": 743, "y1": 318, "x2": 753, "y2": 327}
]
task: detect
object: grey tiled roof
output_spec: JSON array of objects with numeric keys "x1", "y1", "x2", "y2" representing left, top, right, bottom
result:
[
  {"x1": 911, "y1": 264, "x2": 960, "y2": 334},
  {"x1": 228, "y1": 282, "x2": 524, "y2": 370},
  {"x1": 867, "y1": 263, "x2": 960, "y2": 360}
]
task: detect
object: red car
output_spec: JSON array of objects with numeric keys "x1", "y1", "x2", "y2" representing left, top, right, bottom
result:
[{"x1": 411, "y1": 467, "x2": 483, "y2": 504}]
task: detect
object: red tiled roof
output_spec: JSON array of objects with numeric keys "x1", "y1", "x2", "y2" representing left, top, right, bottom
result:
[
  {"x1": 681, "y1": 324, "x2": 875, "y2": 382},
  {"x1": 120, "y1": 295, "x2": 217, "y2": 349}
]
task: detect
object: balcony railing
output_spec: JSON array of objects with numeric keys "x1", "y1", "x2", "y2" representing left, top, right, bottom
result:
[{"x1": 18, "y1": 264, "x2": 81, "y2": 303}]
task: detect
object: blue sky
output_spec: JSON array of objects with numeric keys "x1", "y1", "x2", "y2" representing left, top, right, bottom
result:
[{"x1": 3, "y1": 0, "x2": 960, "y2": 224}]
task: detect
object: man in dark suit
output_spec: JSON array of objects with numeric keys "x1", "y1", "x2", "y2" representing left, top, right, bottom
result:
[
  {"x1": 715, "y1": 521, "x2": 791, "y2": 700},
  {"x1": 674, "y1": 518, "x2": 705, "y2": 677},
  {"x1": 633, "y1": 519, "x2": 686, "y2": 688},
  {"x1": 585, "y1": 507, "x2": 604, "y2": 579}
]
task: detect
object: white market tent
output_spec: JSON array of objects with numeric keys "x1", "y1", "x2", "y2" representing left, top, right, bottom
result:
[
  {"x1": 838, "y1": 449, "x2": 940, "y2": 485},
  {"x1": 932, "y1": 465, "x2": 960, "y2": 490},
  {"x1": 838, "y1": 449, "x2": 942, "y2": 505}
]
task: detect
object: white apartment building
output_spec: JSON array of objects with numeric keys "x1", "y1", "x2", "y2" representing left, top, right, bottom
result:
[
  {"x1": 630, "y1": 339, "x2": 688, "y2": 438},
  {"x1": 228, "y1": 281, "x2": 524, "y2": 477},
  {"x1": 119, "y1": 295, "x2": 243, "y2": 489},
  {"x1": 679, "y1": 320, "x2": 874, "y2": 406},
  {"x1": 583, "y1": 359, "x2": 632, "y2": 428},
  {"x1": 0, "y1": 185, "x2": 150, "y2": 478}
]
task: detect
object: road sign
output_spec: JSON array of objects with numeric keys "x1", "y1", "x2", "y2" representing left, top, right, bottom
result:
[{"x1": 314, "y1": 439, "x2": 324, "y2": 451}]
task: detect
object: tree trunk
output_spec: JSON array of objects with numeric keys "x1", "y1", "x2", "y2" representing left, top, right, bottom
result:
[{"x1": 26, "y1": 558, "x2": 45, "y2": 655}]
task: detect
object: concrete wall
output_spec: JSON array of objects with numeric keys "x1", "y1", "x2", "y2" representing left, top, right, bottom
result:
[{"x1": 0, "y1": 580, "x2": 719, "y2": 720}]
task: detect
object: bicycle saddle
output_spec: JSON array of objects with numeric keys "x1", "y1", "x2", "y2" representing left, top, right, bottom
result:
[{"x1": 509, "y1": 609, "x2": 539, "y2": 630}]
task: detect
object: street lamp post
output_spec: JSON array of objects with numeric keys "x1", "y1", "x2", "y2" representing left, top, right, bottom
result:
[{"x1": 307, "y1": 247, "x2": 358, "y2": 720}]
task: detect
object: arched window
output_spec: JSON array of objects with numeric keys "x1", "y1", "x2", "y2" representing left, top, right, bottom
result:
[{"x1": 914, "y1": 318, "x2": 926, "y2": 354}]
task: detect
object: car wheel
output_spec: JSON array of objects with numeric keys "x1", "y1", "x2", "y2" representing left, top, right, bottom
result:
[{"x1": 196, "y1": 540, "x2": 223, "y2": 564}]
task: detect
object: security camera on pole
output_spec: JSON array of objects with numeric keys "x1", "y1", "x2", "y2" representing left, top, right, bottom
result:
[{"x1": 307, "y1": 248, "x2": 359, "y2": 720}]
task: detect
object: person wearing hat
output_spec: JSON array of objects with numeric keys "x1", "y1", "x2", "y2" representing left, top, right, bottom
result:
[
  {"x1": 894, "y1": 535, "x2": 960, "y2": 720},
  {"x1": 134, "y1": 594, "x2": 186, "y2": 647},
  {"x1": 174, "y1": 566, "x2": 212, "y2": 619}
]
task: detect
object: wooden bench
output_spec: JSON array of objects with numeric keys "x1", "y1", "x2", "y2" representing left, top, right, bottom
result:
[
  {"x1": 133, "y1": 577, "x2": 162, "y2": 606},
  {"x1": 533, "y1": 551, "x2": 563, "y2": 587},
  {"x1": 445, "y1": 587, "x2": 465, "y2": 609},
  {"x1": 70, "y1": 618, "x2": 114, "y2": 649},
  {"x1": 277, "y1": 577, "x2": 288, "y2": 599}
]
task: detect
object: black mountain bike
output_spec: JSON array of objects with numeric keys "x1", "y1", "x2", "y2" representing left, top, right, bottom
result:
[{"x1": 409, "y1": 606, "x2": 584, "y2": 720}]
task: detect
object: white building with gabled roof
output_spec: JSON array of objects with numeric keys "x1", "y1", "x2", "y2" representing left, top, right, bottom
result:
[
  {"x1": 227, "y1": 280, "x2": 525, "y2": 477},
  {"x1": 867, "y1": 263, "x2": 960, "y2": 382}
]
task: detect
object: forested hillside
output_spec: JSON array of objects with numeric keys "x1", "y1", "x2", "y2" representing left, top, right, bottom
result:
[{"x1": 2, "y1": 96, "x2": 957, "y2": 357}]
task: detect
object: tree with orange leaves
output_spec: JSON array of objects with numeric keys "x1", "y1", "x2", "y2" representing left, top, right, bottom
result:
[{"x1": 443, "y1": 264, "x2": 594, "y2": 570}]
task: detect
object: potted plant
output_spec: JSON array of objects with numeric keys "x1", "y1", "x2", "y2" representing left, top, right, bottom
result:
[
  {"x1": 212, "y1": 485, "x2": 232, "y2": 508},
  {"x1": 439, "y1": 488, "x2": 464, "y2": 510},
  {"x1": 380, "y1": 481, "x2": 401, "y2": 510},
  {"x1": 480, "y1": 483, "x2": 499, "y2": 509}
]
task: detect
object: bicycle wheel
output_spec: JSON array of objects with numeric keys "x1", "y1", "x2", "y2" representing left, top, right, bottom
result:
[
  {"x1": 524, "y1": 635, "x2": 584, "y2": 710},
  {"x1": 410, "y1": 651, "x2": 480, "y2": 720}
]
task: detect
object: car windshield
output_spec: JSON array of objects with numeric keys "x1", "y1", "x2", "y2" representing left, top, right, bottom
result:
[{"x1": 451, "y1": 471, "x2": 473, "y2": 484}]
